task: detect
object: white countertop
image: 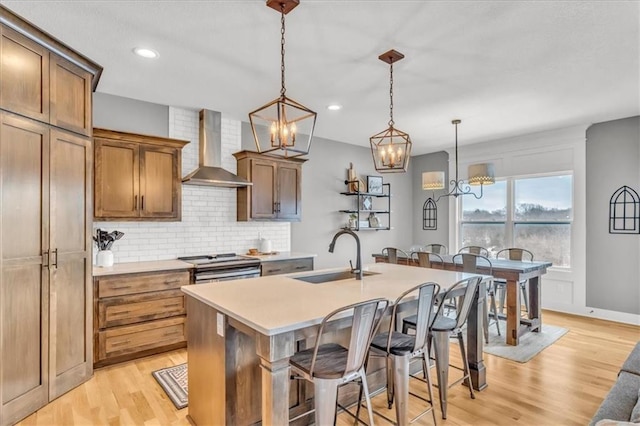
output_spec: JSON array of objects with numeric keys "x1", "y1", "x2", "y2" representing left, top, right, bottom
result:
[
  {"x1": 245, "y1": 251, "x2": 316, "y2": 262},
  {"x1": 93, "y1": 259, "x2": 192, "y2": 276},
  {"x1": 181, "y1": 263, "x2": 488, "y2": 336}
]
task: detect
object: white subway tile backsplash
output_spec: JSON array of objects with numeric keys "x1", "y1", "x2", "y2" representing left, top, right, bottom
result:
[{"x1": 94, "y1": 107, "x2": 290, "y2": 263}]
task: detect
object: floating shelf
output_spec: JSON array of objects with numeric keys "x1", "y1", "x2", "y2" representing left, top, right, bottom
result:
[{"x1": 340, "y1": 181, "x2": 391, "y2": 231}]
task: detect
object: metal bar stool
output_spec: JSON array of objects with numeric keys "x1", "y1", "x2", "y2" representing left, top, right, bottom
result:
[
  {"x1": 289, "y1": 298, "x2": 389, "y2": 426},
  {"x1": 411, "y1": 251, "x2": 444, "y2": 269},
  {"x1": 366, "y1": 282, "x2": 440, "y2": 425}
]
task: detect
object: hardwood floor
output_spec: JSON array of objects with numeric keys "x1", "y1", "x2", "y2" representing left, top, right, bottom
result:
[{"x1": 17, "y1": 310, "x2": 639, "y2": 425}]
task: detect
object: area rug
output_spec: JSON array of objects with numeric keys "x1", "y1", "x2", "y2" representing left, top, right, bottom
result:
[
  {"x1": 152, "y1": 363, "x2": 188, "y2": 409},
  {"x1": 482, "y1": 321, "x2": 568, "y2": 363}
]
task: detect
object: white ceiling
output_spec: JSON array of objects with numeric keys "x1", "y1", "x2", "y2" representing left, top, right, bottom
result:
[{"x1": 3, "y1": 0, "x2": 639, "y2": 155}]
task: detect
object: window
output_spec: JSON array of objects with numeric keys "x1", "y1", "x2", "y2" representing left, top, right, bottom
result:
[{"x1": 459, "y1": 174, "x2": 572, "y2": 268}]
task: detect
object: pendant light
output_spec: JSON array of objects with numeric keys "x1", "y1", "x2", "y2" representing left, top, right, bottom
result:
[
  {"x1": 248, "y1": 0, "x2": 317, "y2": 159},
  {"x1": 370, "y1": 49, "x2": 412, "y2": 173},
  {"x1": 422, "y1": 119, "x2": 495, "y2": 202}
]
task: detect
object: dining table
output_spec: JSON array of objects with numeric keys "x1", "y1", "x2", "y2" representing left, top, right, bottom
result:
[{"x1": 372, "y1": 252, "x2": 553, "y2": 345}]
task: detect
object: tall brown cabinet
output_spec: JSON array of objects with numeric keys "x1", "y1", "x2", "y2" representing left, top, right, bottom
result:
[{"x1": 0, "y1": 6, "x2": 102, "y2": 425}]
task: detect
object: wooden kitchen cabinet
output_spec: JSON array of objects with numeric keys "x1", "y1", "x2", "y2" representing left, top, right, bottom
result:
[
  {"x1": 93, "y1": 270, "x2": 190, "y2": 367},
  {"x1": 0, "y1": 26, "x2": 95, "y2": 136},
  {"x1": 234, "y1": 150, "x2": 306, "y2": 221},
  {"x1": 260, "y1": 258, "x2": 314, "y2": 276},
  {"x1": 0, "y1": 7, "x2": 101, "y2": 424},
  {"x1": 93, "y1": 128, "x2": 188, "y2": 221}
]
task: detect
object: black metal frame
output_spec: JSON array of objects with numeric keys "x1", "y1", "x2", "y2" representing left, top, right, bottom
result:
[
  {"x1": 340, "y1": 181, "x2": 391, "y2": 231},
  {"x1": 609, "y1": 185, "x2": 640, "y2": 234},
  {"x1": 422, "y1": 197, "x2": 437, "y2": 230}
]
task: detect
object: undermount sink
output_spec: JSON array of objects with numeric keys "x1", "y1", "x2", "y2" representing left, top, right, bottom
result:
[{"x1": 292, "y1": 270, "x2": 379, "y2": 284}]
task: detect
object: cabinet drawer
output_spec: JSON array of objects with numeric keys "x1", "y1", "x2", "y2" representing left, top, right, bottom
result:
[
  {"x1": 97, "y1": 289, "x2": 185, "y2": 328},
  {"x1": 98, "y1": 316, "x2": 185, "y2": 360},
  {"x1": 96, "y1": 270, "x2": 189, "y2": 298},
  {"x1": 261, "y1": 258, "x2": 314, "y2": 276}
]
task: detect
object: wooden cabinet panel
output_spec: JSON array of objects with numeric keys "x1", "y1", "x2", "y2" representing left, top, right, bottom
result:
[
  {"x1": 277, "y1": 163, "x2": 301, "y2": 220},
  {"x1": 98, "y1": 289, "x2": 185, "y2": 328},
  {"x1": 49, "y1": 54, "x2": 92, "y2": 136},
  {"x1": 0, "y1": 113, "x2": 50, "y2": 425},
  {"x1": 261, "y1": 258, "x2": 314, "y2": 276},
  {"x1": 234, "y1": 150, "x2": 305, "y2": 222},
  {"x1": 48, "y1": 129, "x2": 92, "y2": 399},
  {"x1": 140, "y1": 145, "x2": 180, "y2": 219},
  {"x1": 97, "y1": 316, "x2": 186, "y2": 360},
  {"x1": 0, "y1": 8, "x2": 101, "y2": 424},
  {"x1": 0, "y1": 27, "x2": 49, "y2": 123},
  {"x1": 93, "y1": 270, "x2": 190, "y2": 367},
  {"x1": 94, "y1": 139, "x2": 138, "y2": 218},
  {"x1": 251, "y1": 159, "x2": 277, "y2": 219},
  {"x1": 93, "y1": 129, "x2": 186, "y2": 221},
  {"x1": 0, "y1": 114, "x2": 49, "y2": 258},
  {"x1": 96, "y1": 270, "x2": 189, "y2": 298}
]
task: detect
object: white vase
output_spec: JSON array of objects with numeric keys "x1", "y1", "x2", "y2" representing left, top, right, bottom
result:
[{"x1": 96, "y1": 250, "x2": 114, "y2": 267}]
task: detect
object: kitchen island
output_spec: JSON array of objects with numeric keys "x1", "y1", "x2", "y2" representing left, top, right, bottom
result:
[{"x1": 182, "y1": 263, "x2": 490, "y2": 425}]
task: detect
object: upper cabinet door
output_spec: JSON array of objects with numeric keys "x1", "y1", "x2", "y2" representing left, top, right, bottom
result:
[
  {"x1": 94, "y1": 138, "x2": 139, "y2": 219},
  {"x1": 0, "y1": 27, "x2": 50, "y2": 123},
  {"x1": 139, "y1": 144, "x2": 181, "y2": 220},
  {"x1": 250, "y1": 158, "x2": 278, "y2": 219},
  {"x1": 49, "y1": 54, "x2": 92, "y2": 136},
  {"x1": 277, "y1": 162, "x2": 302, "y2": 221}
]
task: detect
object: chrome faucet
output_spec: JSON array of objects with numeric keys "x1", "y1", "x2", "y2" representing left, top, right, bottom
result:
[{"x1": 328, "y1": 229, "x2": 363, "y2": 280}]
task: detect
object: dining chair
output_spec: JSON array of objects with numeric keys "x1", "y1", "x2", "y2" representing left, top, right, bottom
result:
[
  {"x1": 289, "y1": 298, "x2": 389, "y2": 426},
  {"x1": 428, "y1": 276, "x2": 482, "y2": 419},
  {"x1": 452, "y1": 253, "x2": 500, "y2": 343},
  {"x1": 495, "y1": 248, "x2": 534, "y2": 314},
  {"x1": 365, "y1": 282, "x2": 440, "y2": 426},
  {"x1": 411, "y1": 251, "x2": 444, "y2": 269},
  {"x1": 458, "y1": 245, "x2": 490, "y2": 257},
  {"x1": 423, "y1": 243, "x2": 448, "y2": 255},
  {"x1": 382, "y1": 247, "x2": 410, "y2": 265}
]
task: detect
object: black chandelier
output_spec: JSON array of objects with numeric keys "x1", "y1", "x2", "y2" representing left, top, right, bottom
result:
[{"x1": 422, "y1": 119, "x2": 495, "y2": 202}]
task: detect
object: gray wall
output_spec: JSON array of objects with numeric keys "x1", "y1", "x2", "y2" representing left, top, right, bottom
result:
[
  {"x1": 586, "y1": 116, "x2": 640, "y2": 315},
  {"x1": 411, "y1": 151, "x2": 449, "y2": 250},
  {"x1": 94, "y1": 92, "x2": 169, "y2": 136},
  {"x1": 242, "y1": 122, "x2": 414, "y2": 269}
]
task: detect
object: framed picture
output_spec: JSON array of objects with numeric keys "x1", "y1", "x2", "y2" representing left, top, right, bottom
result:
[
  {"x1": 367, "y1": 175, "x2": 383, "y2": 194},
  {"x1": 360, "y1": 196, "x2": 373, "y2": 211},
  {"x1": 368, "y1": 213, "x2": 380, "y2": 228}
]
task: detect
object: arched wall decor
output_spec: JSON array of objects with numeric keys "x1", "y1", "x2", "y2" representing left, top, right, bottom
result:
[
  {"x1": 609, "y1": 185, "x2": 640, "y2": 234},
  {"x1": 422, "y1": 197, "x2": 437, "y2": 230}
]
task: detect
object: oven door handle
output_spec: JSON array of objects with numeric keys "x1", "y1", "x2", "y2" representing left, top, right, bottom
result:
[{"x1": 196, "y1": 269, "x2": 261, "y2": 281}]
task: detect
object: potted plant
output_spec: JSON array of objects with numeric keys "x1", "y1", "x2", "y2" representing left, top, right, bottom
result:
[{"x1": 348, "y1": 213, "x2": 358, "y2": 229}]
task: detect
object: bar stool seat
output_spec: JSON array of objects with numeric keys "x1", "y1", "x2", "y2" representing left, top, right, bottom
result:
[{"x1": 290, "y1": 343, "x2": 350, "y2": 379}]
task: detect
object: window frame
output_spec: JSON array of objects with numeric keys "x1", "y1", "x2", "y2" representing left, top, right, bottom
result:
[{"x1": 458, "y1": 171, "x2": 573, "y2": 270}]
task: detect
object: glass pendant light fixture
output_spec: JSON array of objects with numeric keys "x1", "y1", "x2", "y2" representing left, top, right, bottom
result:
[
  {"x1": 370, "y1": 49, "x2": 412, "y2": 173},
  {"x1": 422, "y1": 119, "x2": 495, "y2": 202},
  {"x1": 249, "y1": 0, "x2": 317, "y2": 159}
]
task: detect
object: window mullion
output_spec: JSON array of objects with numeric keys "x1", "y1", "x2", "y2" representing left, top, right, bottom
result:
[{"x1": 506, "y1": 179, "x2": 514, "y2": 247}]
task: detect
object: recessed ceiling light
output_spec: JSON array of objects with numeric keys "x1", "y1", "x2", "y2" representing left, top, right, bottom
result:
[
  {"x1": 132, "y1": 47, "x2": 159, "y2": 59},
  {"x1": 327, "y1": 104, "x2": 342, "y2": 111}
]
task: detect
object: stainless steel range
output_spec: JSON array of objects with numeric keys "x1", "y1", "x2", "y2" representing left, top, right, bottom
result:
[{"x1": 178, "y1": 253, "x2": 261, "y2": 283}]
